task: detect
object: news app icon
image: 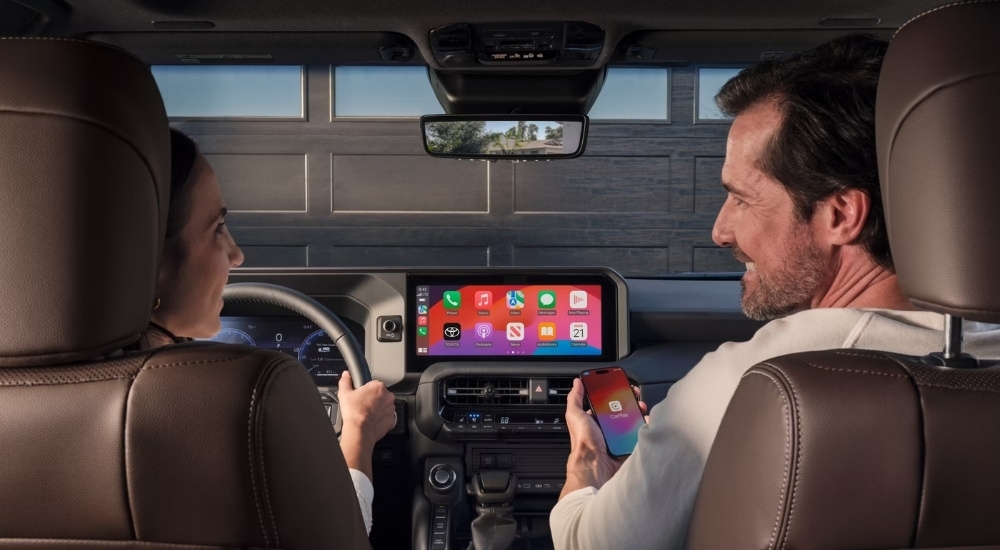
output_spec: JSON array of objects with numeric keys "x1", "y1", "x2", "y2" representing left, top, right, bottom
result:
[
  {"x1": 506, "y1": 322, "x2": 525, "y2": 341},
  {"x1": 609, "y1": 400, "x2": 623, "y2": 412},
  {"x1": 569, "y1": 290, "x2": 588, "y2": 309}
]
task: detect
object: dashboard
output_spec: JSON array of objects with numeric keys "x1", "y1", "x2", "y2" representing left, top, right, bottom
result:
[
  {"x1": 217, "y1": 267, "x2": 755, "y2": 550},
  {"x1": 209, "y1": 316, "x2": 365, "y2": 386}
]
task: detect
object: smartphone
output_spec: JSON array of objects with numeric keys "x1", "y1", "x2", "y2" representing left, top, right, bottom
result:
[{"x1": 579, "y1": 367, "x2": 646, "y2": 458}]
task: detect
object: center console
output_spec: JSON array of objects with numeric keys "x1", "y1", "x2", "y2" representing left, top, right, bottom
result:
[{"x1": 410, "y1": 269, "x2": 629, "y2": 550}]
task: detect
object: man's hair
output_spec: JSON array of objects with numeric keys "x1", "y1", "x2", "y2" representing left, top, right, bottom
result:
[{"x1": 716, "y1": 34, "x2": 891, "y2": 268}]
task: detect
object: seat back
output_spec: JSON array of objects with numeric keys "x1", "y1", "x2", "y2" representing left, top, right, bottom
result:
[
  {"x1": 688, "y1": 2, "x2": 1000, "y2": 548},
  {"x1": 688, "y1": 351, "x2": 1000, "y2": 549},
  {"x1": 0, "y1": 38, "x2": 368, "y2": 549}
]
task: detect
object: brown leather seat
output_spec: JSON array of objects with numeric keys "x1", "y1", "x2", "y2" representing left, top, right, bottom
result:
[
  {"x1": 687, "y1": 2, "x2": 1000, "y2": 549},
  {"x1": 0, "y1": 38, "x2": 369, "y2": 549}
]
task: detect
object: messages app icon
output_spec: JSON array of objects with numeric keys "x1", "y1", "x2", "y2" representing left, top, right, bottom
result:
[{"x1": 538, "y1": 290, "x2": 556, "y2": 309}]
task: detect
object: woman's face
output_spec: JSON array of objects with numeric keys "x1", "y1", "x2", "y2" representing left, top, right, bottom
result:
[{"x1": 152, "y1": 154, "x2": 244, "y2": 338}]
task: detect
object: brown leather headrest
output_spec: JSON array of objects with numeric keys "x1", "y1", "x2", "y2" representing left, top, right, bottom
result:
[
  {"x1": 876, "y1": 1, "x2": 1000, "y2": 323},
  {"x1": 0, "y1": 38, "x2": 169, "y2": 366}
]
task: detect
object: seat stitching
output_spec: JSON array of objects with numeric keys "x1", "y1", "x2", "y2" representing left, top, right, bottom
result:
[
  {"x1": 760, "y1": 363, "x2": 802, "y2": 550},
  {"x1": 801, "y1": 360, "x2": 907, "y2": 378},
  {"x1": 914, "y1": 382, "x2": 1000, "y2": 395},
  {"x1": 246, "y1": 384, "x2": 270, "y2": 548},
  {"x1": 741, "y1": 370, "x2": 791, "y2": 550},
  {"x1": 895, "y1": 0, "x2": 1000, "y2": 38},
  {"x1": 141, "y1": 349, "x2": 257, "y2": 371},
  {"x1": 258, "y1": 364, "x2": 293, "y2": 548},
  {"x1": 830, "y1": 351, "x2": 895, "y2": 361},
  {"x1": 0, "y1": 374, "x2": 139, "y2": 386}
]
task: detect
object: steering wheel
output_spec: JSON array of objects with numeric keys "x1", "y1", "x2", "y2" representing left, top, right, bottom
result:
[{"x1": 221, "y1": 282, "x2": 373, "y2": 389}]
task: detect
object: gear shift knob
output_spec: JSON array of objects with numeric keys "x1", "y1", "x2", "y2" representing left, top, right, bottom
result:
[{"x1": 466, "y1": 470, "x2": 518, "y2": 550}]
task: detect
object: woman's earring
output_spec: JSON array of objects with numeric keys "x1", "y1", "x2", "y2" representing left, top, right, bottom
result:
[{"x1": 153, "y1": 297, "x2": 161, "y2": 311}]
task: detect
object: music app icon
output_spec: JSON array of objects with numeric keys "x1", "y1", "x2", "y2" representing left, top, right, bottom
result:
[{"x1": 475, "y1": 291, "x2": 493, "y2": 309}]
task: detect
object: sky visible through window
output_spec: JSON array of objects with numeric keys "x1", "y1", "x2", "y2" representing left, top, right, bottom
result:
[
  {"x1": 152, "y1": 65, "x2": 303, "y2": 118},
  {"x1": 335, "y1": 66, "x2": 444, "y2": 117},
  {"x1": 589, "y1": 68, "x2": 669, "y2": 120},
  {"x1": 698, "y1": 68, "x2": 743, "y2": 120}
]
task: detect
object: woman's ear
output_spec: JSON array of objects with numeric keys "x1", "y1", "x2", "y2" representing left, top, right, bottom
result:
[{"x1": 817, "y1": 188, "x2": 870, "y2": 246}]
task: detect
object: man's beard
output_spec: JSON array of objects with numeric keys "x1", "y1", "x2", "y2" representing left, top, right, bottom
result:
[{"x1": 734, "y1": 237, "x2": 827, "y2": 321}]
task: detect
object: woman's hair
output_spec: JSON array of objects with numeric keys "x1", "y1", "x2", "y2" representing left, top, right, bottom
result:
[{"x1": 165, "y1": 128, "x2": 200, "y2": 251}]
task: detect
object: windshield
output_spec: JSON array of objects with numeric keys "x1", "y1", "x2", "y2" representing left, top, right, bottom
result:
[{"x1": 152, "y1": 64, "x2": 746, "y2": 277}]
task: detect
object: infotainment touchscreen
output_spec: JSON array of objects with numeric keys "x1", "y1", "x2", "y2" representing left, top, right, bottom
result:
[{"x1": 407, "y1": 273, "x2": 619, "y2": 367}]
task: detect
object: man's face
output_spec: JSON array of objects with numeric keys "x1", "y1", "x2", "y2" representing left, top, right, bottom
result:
[{"x1": 712, "y1": 101, "x2": 829, "y2": 320}]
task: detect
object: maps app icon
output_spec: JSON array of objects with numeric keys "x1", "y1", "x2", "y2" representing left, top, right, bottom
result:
[{"x1": 506, "y1": 290, "x2": 525, "y2": 309}]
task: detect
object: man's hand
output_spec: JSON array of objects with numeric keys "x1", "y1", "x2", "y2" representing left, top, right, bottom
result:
[
  {"x1": 560, "y1": 378, "x2": 648, "y2": 500},
  {"x1": 338, "y1": 371, "x2": 396, "y2": 481}
]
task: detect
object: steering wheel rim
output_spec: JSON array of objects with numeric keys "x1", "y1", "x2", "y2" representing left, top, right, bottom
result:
[{"x1": 221, "y1": 282, "x2": 373, "y2": 388}]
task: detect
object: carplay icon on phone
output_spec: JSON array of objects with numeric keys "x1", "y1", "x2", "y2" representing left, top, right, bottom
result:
[{"x1": 608, "y1": 400, "x2": 622, "y2": 412}]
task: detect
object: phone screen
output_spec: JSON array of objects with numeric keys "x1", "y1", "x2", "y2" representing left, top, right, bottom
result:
[{"x1": 580, "y1": 367, "x2": 645, "y2": 457}]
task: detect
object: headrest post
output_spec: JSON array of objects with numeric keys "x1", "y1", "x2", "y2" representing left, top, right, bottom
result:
[{"x1": 943, "y1": 314, "x2": 964, "y2": 359}]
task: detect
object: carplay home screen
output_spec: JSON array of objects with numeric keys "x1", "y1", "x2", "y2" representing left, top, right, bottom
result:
[
  {"x1": 414, "y1": 284, "x2": 602, "y2": 357},
  {"x1": 581, "y1": 368, "x2": 645, "y2": 457}
]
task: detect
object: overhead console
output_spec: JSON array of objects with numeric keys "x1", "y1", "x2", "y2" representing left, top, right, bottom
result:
[{"x1": 429, "y1": 21, "x2": 605, "y2": 68}]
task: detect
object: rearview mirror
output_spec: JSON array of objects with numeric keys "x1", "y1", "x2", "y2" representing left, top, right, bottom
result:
[{"x1": 420, "y1": 115, "x2": 587, "y2": 160}]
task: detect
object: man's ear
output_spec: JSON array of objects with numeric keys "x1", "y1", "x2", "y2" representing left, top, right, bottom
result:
[{"x1": 817, "y1": 188, "x2": 870, "y2": 246}]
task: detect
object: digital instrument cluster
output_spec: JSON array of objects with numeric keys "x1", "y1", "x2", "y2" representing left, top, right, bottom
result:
[{"x1": 209, "y1": 317, "x2": 365, "y2": 386}]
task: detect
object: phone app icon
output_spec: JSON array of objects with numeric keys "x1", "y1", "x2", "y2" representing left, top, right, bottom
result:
[
  {"x1": 569, "y1": 290, "x2": 588, "y2": 309},
  {"x1": 443, "y1": 291, "x2": 462, "y2": 309},
  {"x1": 609, "y1": 400, "x2": 623, "y2": 412},
  {"x1": 506, "y1": 290, "x2": 525, "y2": 309},
  {"x1": 538, "y1": 290, "x2": 557, "y2": 309},
  {"x1": 417, "y1": 304, "x2": 428, "y2": 315},
  {"x1": 475, "y1": 291, "x2": 493, "y2": 309},
  {"x1": 570, "y1": 322, "x2": 588, "y2": 341},
  {"x1": 538, "y1": 322, "x2": 557, "y2": 340},
  {"x1": 506, "y1": 322, "x2": 524, "y2": 341},
  {"x1": 475, "y1": 323, "x2": 493, "y2": 339},
  {"x1": 443, "y1": 323, "x2": 462, "y2": 340},
  {"x1": 418, "y1": 316, "x2": 428, "y2": 326},
  {"x1": 417, "y1": 327, "x2": 428, "y2": 336}
]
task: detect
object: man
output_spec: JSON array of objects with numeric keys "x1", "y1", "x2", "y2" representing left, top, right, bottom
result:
[{"x1": 550, "y1": 34, "x2": 1000, "y2": 549}]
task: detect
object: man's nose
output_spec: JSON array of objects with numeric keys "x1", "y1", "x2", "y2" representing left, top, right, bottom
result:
[{"x1": 712, "y1": 198, "x2": 735, "y2": 247}]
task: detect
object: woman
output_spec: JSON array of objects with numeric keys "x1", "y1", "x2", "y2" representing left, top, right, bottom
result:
[{"x1": 139, "y1": 128, "x2": 395, "y2": 535}]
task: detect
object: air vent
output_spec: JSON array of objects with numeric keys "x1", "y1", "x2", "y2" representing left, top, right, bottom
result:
[
  {"x1": 548, "y1": 377, "x2": 575, "y2": 405},
  {"x1": 443, "y1": 377, "x2": 529, "y2": 405}
]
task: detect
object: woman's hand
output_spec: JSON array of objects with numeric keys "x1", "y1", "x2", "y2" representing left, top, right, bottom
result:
[{"x1": 338, "y1": 371, "x2": 396, "y2": 481}]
